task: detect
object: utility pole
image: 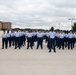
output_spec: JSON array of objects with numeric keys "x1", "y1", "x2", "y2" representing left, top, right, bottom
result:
[
  {"x1": 68, "y1": 18, "x2": 76, "y2": 28},
  {"x1": 58, "y1": 23, "x2": 60, "y2": 30}
]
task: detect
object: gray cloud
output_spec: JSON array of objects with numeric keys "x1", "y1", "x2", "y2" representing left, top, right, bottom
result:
[{"x1": 0, "y1": 0, "x2": 76, "y2": 30}]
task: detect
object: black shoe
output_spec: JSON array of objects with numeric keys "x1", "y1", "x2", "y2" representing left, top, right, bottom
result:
[
  {"x1": 9, "y1": 46, "x2": 11, "y2": 47},
  {"x1": 41, "y1": 48, "x2": 43, "y2": 50},
  {"x1": 6, "y1": 48, "x2": 7, "y2": 49},
  {"x1": 62, "y1": 48, "x2": 64, "y2": 50},
  {"x1": 59, "y1": 48, "x2": 61, "y2": 50},
  {"x1": 1, "y1": 48, "x2": 4, "y2": 49},
  {"x1": 49, "y1": 51, "x2": 51, "y2": 52},
  {"x1": 14, "y1": 48, "x2": 17, "y2": 49},
  {"x1": 27, "y1": 48, "x2": 29, "y2": 49},
  {"x1": 19, "y1": 47, "x2": 21, "y2": 49},
  {"x1": 31, "y1": 48, "x2": 33, "y2": 49},
  {"x1": 54, "y1": 51, "x2": 56, "y2": 53},
  {"x1": 68, "y1": 48, "x2": 69, "y2": 50}
]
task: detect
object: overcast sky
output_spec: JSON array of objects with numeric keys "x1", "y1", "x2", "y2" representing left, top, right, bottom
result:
[{"x1": 0, "y1": 0, "x2": 76, "y2": 30}]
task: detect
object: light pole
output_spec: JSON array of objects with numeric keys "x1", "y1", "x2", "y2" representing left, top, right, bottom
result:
[
  {"x1": 68, "y1": 18, "x2": 76, "y2": 28},
  {"x1": 58, "y1": 23, "x2": 60, "y2": 30}
]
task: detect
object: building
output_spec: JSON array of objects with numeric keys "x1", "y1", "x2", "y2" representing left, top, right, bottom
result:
[
  {"x1": 2, "y1": 22, "x2": 11, "y2": 30},
  {"x1": 0, "y1": 21, "x2": 2, "y2": 29},
  {"x1": 0, "y1": 21, "x2": 12, "y2": 30}
]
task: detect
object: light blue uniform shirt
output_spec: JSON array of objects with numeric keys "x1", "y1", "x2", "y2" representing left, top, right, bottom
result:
[{"x1": 48, "y1": 31, "x2": 56, "y2": 39}]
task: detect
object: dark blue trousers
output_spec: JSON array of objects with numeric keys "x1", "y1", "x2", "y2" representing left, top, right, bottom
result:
[
  {"x1": 15, "y1": 37, "x2": 20, "y2": 49},
  {"x1": 2, "y1": 38, "x2": 8, "y2": 49},
  {"x1": 48, "y1": 38, "x2": 56, "y2": 52},
  {"x1": 27, "y1": 37, "x2": 33, "y2": 49},
  {"x1": 37, "y1": 38, "x2": 43, "y2": 49},
  {"x1": 59, "y1": 38, "x2": 64, "y2": 49},
  {"x1": 68, "y1": 38, "x2": 73, "y2": 50}
]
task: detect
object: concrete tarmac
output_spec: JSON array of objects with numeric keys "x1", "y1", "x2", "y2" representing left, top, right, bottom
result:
[{"x1": 0, "y1": 37, "x2": 76, "y2": 75}]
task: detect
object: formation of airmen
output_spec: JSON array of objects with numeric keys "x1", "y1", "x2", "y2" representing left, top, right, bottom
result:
[{"x1": 1, "y1": 29, "x2": 76, "y2": 53}]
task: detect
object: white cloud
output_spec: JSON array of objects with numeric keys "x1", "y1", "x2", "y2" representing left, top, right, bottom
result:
[{"x1": 0, "y1": 0, "x2": 76, "y2": 30}]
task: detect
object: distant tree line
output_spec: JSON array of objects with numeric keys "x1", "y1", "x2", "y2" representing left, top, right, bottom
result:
[
  {"x1": 72, "y1": 23, "x2": 76, "y2": 31},
  {"x1": 1, "y1": 23, "x2": 76, "y2": 32}
]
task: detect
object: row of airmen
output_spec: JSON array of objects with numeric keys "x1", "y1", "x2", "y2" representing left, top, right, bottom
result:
[{"x1": 2, "y1": 30, "x2": 76, "y2": 53}]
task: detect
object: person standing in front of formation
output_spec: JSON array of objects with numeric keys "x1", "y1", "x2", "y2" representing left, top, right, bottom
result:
[
  {"x1": 2, "y1": 30, "x2": 8, "y2": 49},
  {"x1": 48, "y1": 27, "x2": 56, "y2": 53}
]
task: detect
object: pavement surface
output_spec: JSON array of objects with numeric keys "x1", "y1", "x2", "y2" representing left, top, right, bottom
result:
[{"x1": 0, "y1": 32, "x2": 76, "y2": 75}]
